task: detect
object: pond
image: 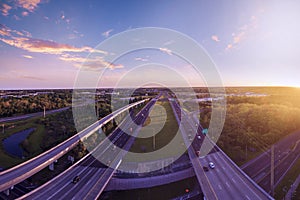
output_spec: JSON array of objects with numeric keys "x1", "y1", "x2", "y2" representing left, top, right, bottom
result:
[{"x1": 3, "y1": 128, "x2": 35, "y2": 158}]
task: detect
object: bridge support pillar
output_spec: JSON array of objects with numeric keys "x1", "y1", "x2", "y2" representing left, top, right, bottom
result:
[
  {"x1": 68, "y1": 155, "x2": 74, "y2": 164},
  {"x1": 4, "y1": 189, "x2": 9, "y2": 196},
  {"x1": 49, "y1": 162, "x2": 54, "y2": 171}
]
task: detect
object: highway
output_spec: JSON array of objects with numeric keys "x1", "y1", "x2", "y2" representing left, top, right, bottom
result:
[
  {"x1": 20, "y1": 97, "x2": 158, "y2": 199},
  {"x1": 169, "y1": 98, "x2": 218, "y2": 200},
  {"x1": 0, "y1": 99, "x2": 148, "y2": 193},
  {"x1": 256, "y1": 143, "x2": 300, "y2": 192},
  {"x1": 198, "y1": 151, "x2": 271, "y2": 200},
  {"x1": 169, "y1": 97, "x2": 273, "y2": 200},
  {"x1": 0, "y1": 107, "x2": 70, "y2": 123},
  {"x1": 242, "y1": 130, "x2": 300, "y2": 192}
]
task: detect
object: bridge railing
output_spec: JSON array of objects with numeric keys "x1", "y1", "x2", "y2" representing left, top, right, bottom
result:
[
  {"x1": 206, "y1": 137, "x2": 274, "y2": 200},
  {"x1": 0, "y1": 99, "x2": 148, "y2": 192}
]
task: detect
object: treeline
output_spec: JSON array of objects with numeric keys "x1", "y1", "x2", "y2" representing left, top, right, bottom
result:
[
  {"x1": 200, "y1": 92, "x2": 300, "y2": 164},
  {"x1": 36, "y1": 109, "x2": 76, "y2": 153},
  {"x1": 0, "y1": 92, "x2": 72, "y2": 117}
]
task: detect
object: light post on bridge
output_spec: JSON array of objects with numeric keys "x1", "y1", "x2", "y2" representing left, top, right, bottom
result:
[{"x1": 282, "y1": 186, "x2": 287, "y2": 200}]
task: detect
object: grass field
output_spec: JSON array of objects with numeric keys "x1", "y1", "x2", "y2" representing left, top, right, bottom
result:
[
  {"x1": 128, "y1": 98, "x2": 186, "y2": 162},
  {"x1": 275, "y1": 158, "x2": 300, "y2": 199}
]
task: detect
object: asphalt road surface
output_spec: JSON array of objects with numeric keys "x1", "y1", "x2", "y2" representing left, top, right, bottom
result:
[
  {"x1": 20, "y1": 98, "x2": 158, "y2": 199},
  {"x1": 0, "y1": 107, "x2": 70, "y2": 123}
]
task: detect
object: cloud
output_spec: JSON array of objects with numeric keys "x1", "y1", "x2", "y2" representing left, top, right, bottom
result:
[
  {"x1": 16, "y1": 0, "x2": 41, "y2": 12},
  {"x1": 58, "y1": 11, "x2": 71, "y2": 25},
  {"x1": 226, "y1": 15, "x2": 258, "y2": 51},
  {"x1": 0, "y1": 24, "x2": 31, "y2": 37},
  {"x1": 163, "y1": 40, "x2": 175, "y2": 46},
  {"x1": 159, "y1": 47, "x2": 172, "y2": 55},
  {"x1": 134, "y1": 57, "x2": 148, "y2": 62},
  {"x1": 22, "y1": 55, "x2": 33, "y2": 59},
  {"x1": 61, "y1": 12, "x2": 65, "y2": 20},
  {"x1": 20, "y1": 75, "x2": 45, "y2": 81},
  {"x1": 1, "y1": 3, "x2": 12, "y2": 16},
  {"x1": 13, "y1": 15, "x2": 21, "y2": 20},
  {"x1": 102, "y1": 29, "x2": 113, "y2": 38},
  {"x1": 233, "y1": 32, "x2": 245, "y2": 44},
  {"x1": 0, "y1": 24, "x2": 10, "y2": 36},
  {"x1": 22, "y1": 11, "x2": 29, "y2": 16},
  {"x1": 59, "y1": 54, "x2": 124, "y2": 70},
  {"x1": 22, "y1": 30, "x2": 32, "y2": 37},
  {"x1": 211, "y1": 35, "x2": 220, "y2": 42},
  {"x1": 0, "y1": 37, "x2": 107, "y2": 55},
  {"x1": 226, "y1": 44, "x2": 233, "y2": 50}
]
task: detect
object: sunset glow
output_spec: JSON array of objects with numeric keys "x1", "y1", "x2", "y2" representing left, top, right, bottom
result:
[{"x1": 0, "y1": 0, "x2": 300, "y2": 89}]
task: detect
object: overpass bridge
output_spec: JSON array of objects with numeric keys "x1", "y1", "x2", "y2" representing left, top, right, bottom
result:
[
  {"x1": 1, "y1": 92, "x2": 275, "y2": 200},
  {"x1": 169, "y1": 98, "x2": 273, "y2": 200},
  {"x1": 20, "y1": 97, "x2": 159, "y2": 199},
  {"x1": 0, "y1": 99, "x2": 149, "y2": 194}
]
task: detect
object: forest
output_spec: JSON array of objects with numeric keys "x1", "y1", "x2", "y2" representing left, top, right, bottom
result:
[{"x1": 199, "y1": 87, "x2": 300, "y2": 164}]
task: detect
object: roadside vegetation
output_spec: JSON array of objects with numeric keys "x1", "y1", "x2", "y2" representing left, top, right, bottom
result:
[
  {"x1": 128, "y1": 96, "x2": 186, "y2": 162},
  {"x1": 0, "y1": 90, "x2": 72, "y2": 118},
  {"x1": 0, "y1": 90, "x2": 152, "y2": 190},
  {"x1": 274, "y1": 159, "x2": 300, "y2": 200},
  {"x1": 194, "y1": 87, "x2": 300, "y2": 166}
]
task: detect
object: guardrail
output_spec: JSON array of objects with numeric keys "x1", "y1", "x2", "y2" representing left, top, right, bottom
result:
[{"x1": 207, "y1": 137, "x2": 274, "y2": 200}]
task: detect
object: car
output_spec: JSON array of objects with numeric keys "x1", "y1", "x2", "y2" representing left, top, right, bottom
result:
[
  {"x1": 208, "y1": 162, "x2": 215, "y2": 169},
  {"x1": 72, "y1": 175, "x2": 80, "y2": 184},
  {"x1": 197, "y1": 135, "x2": 201, "y2": 140},
  {"x1": 195, "y1": 150, "x2": 200, "y2": 157},
  {"x1": 203, "y1": 166, "x2": 209, "y2": 171}
]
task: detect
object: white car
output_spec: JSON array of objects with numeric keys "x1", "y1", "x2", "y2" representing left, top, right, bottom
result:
[{"x1": 209, "y1": 162, "x2": 215, "y2": 169}]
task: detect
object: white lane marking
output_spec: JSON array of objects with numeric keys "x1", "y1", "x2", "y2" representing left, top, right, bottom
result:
[
  {"x1": 217, "y1": 152, "x2": 262, "y2": 199},
  {"x1": 232, "y1": 178, "x2": 236, "y2": 183},
  {"x1": 226, "y1": 182, "x2": 230, "y2": 188},
  {"x1": 218, "y1": 184, "x2": 222, "y2": 190},
  {"x1": 245, "y1": 195, "x2": 250, "y2": 200},
  {"x1": 47, "y1": 167, "x2": 96, "y2": 200}
]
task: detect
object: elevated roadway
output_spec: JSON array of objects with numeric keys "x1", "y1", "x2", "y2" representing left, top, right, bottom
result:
[
  {"x1": 0, "y1": 99, "x2": 148, "y2": 193},
  {"x1": 20, "y1": 97, "x2": 158, "y2": 199}
]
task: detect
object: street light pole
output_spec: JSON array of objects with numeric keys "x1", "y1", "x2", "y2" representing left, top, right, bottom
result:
[
  {"x1": 43, "y1": 106, "x2": 46, "y2": 118},
  {"x1": 271, "y1": 144, "x2": 275, "y2": 196},
  {"x1": 245, "y1": 143, "x2": 248, "y2": 161},
  {"x1": 152, "y1": 128, "x2": 156, "y2": 150}
]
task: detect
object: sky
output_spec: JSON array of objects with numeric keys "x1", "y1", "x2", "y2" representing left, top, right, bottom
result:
[{"x1": 0, "y1": 0, "x2": 300, "y2": 89}]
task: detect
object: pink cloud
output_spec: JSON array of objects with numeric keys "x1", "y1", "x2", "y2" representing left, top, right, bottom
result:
[
  {"x1": 17, "y1": 0, "x2": 41, "y2": 12},
  {"x1": 102, "y1": 29, "x2": 113, "y2": 38},
  {"x1": 211, "y1": 35, "x2": 220, "y2": 42},
  {"x1": 0, "y1": 37, "x2": 107, "y2": 55},
  {"x1": 0, "y1": 25, "x2": 10, "y2": 36},
  {"x1": 135, "y1": 57, "x2": 148, "y2": 62},
  {"x1": 59, "y1": 54, "x2": 124, "y2": 70},
  {"x1": 233, "y1": 32, "x2": 245, "y2": 44},
  {"x1": 1, "y1": 3, "x2": 12, "y2": 16},
  {"x1": 20, "y1": 75, "x2": 45, "y2": 81},
  {"x1": 225, "y1": 15, "x2": 258, "y2": 51},
  {"x1": 22, "y1": 55, "x2": 33, "y2": 59},
  {"x1": 226, "y1": 44, "x2": 233, "y2": 50},
  {"x1": 159, "y1": 47, "x2": 172, "y2": 55},
  {"x1": 22, "y1": 11, "x2": 29, "y2": 16}
]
